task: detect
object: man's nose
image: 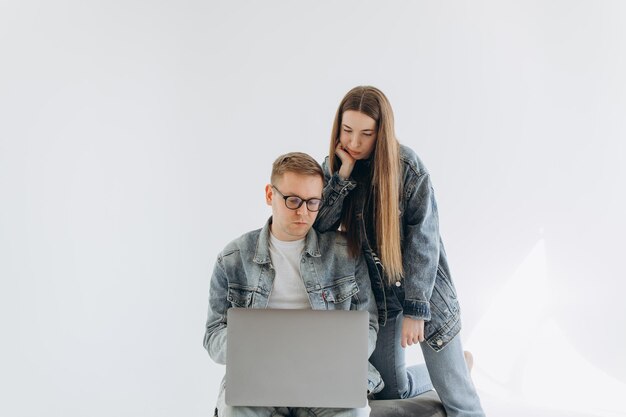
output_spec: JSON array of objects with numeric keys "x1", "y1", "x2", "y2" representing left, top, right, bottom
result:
[{"x1": 296, "y1": 202, "x2": 309, "y2": 215}]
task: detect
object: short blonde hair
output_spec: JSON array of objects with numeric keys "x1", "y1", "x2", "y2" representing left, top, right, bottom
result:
[{"x1": 271, "y1": 152, "x2": 324, "y2": 184}]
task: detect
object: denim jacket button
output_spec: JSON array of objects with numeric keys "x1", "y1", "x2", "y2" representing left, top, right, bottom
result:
[
  {"x1": 395, "y1": 281, "x2": 401, "y2": 287},
  {"x1": 436, "y1": 339, "x2": 443, "y2": 346}
]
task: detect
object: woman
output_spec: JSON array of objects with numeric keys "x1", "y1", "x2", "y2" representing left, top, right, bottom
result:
[{"x1": 315, "y1": 86, "x2": 485, "y2": 417}]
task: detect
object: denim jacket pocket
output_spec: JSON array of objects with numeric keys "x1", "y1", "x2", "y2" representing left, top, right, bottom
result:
[
  {"x1": 227, "y1": 285, "x2": 254, "y2": 308},
  {"x1": 321, "y1": 277, "x2": 359, "y2": 306}
]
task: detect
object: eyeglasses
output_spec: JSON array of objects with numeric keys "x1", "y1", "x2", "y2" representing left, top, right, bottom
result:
[{"x1": 271, "y1": 185, "x2": 323, "y2": 212}]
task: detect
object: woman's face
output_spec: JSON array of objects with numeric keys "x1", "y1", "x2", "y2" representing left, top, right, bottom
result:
[{"x1": 338, "y1": 110, "x2": 377, "y2": 160}]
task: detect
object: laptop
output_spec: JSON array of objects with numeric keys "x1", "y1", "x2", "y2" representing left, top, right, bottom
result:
[{"x1": 225, "y1": 308, "x2": 369, "y2": 408}]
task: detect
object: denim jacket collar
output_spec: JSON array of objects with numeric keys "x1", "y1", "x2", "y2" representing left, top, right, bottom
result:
[{"x1": 253, "y1": 217, "x2": 321, "y2": 265}]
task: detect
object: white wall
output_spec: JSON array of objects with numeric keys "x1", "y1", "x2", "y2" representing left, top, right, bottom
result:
[{"x1": 1, "y1": 1, "x2": 624, "y2": 416}]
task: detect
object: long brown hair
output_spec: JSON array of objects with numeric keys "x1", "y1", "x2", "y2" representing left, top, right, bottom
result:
[{"x1": 328, "y1": 86, "x2": 403, "y2": 283}]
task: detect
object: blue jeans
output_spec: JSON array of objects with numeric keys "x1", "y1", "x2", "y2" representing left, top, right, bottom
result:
[
  {"x1": 369, "y1": 312, "x2": 485, "y2": 417},
  {"x1": 217, "y1": 405, "x2": 370, "y2": 417},
  {"x1": 215, "y1": 379, "x2": 371, "y2": 417}
]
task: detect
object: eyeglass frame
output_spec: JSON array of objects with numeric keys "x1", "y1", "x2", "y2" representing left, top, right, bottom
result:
[{"x1": 271, "y1": 185, "x2": 324, "y2": 212}]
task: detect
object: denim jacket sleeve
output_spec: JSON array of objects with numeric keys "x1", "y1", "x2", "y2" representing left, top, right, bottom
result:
[
  {"x1": 202, "y1": 252, "x2": 230, "y2": 364},
  {"x1": 401, "y1": 171, "x2": 441, "y2": 321},
  {"x1": 314, "y1": 157, "x2": 357, "y2": 232},
  {"x1": 352, "y1": 251, "x2": 384, "y2": 394}
]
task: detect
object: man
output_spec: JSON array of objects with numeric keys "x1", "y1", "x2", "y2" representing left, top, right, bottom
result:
[{"x1": 203, "y1": 152, "x2": 382, "y2": 417}]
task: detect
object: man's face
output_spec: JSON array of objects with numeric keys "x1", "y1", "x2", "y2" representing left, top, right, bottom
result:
[{"x1": 265, "y1": 172, "x2": 323, "y2": 241}]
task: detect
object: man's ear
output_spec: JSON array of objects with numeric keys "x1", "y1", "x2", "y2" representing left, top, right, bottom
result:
[{"x1": 265, "y1": 184, "x2": 273, "y2": 206}]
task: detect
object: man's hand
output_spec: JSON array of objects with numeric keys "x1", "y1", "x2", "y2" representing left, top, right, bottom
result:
[{"x1": 400, "y1": 316, "x2": 425, "y2": 347}]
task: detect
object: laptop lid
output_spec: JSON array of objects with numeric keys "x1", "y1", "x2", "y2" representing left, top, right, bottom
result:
[{"x1": 225, "y1": 308, "x2": 368, "y2": 408}]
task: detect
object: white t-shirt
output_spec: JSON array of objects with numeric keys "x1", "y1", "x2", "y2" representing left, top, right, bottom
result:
[{"x1": 267, "y1": 233, "x2": 311, "y2": 309}]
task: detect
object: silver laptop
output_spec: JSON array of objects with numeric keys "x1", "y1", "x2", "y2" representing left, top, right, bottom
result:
[{"x1": 225, "y1": 308, "x2": 368, "y2": 408}]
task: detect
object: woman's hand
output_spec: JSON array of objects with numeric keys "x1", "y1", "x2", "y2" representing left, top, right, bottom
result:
[
  {"x1": 400, "y1": 316, "x2": 425, "y2": 347},
  {"x1": 335, "y1": 143, "x2": 356, "y2": 180}
]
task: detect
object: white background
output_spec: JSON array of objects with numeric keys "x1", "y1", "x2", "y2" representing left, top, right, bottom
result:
[{"x1": 1, "y1": 1, "x2": 625, "y2": 416}]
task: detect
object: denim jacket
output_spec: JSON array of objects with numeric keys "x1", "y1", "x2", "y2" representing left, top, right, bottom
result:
[
  {"x1": 315, "y1": 145, "x2": 461, "y2": 352},
  {"x1": 203, "y1": 217, "x2": 384, "y2": 393}
]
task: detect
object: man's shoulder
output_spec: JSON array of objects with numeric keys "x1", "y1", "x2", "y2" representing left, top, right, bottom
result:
[
  {"x1": 220, "y1": 228, "x2": 262, "y2": 257},
  {"x1": 312, "y1": 230, "x2": 364, "y2": 278},
  {"x1": 313, "y1": 229, "x2": 351, "y2": 253}
]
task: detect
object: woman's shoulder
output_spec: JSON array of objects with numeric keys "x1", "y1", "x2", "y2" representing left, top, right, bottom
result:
[{"x1": 399, "y1": 143, "x2": 429, "y2": 178}]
